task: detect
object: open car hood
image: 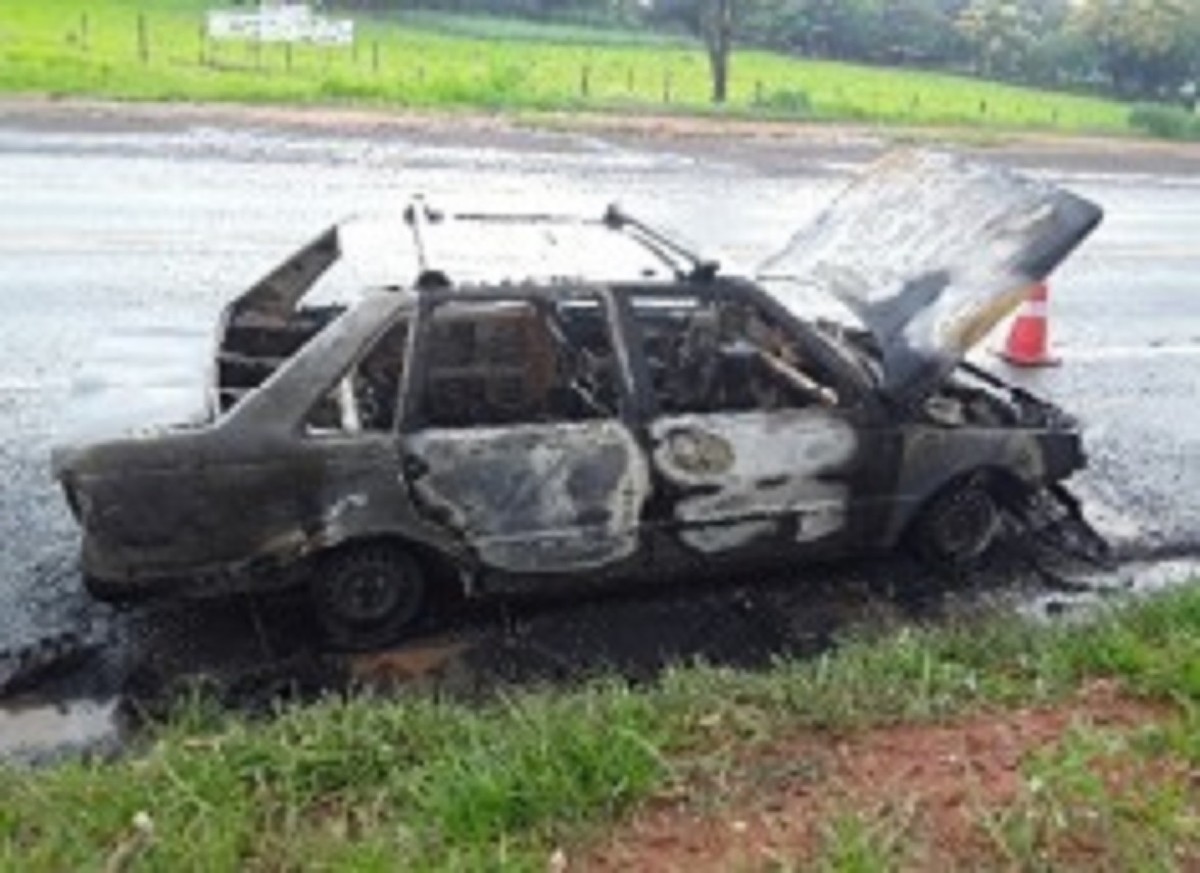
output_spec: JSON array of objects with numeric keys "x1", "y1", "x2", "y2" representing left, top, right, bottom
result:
[{"x1": 757, "y1": 150, "x2": 1103, "y2": 406}]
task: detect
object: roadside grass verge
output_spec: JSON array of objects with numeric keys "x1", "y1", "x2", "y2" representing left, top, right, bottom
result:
[
  {"x1": 975, "y1": 721, "x2": 1200, "y2": 869},
  {"x1": 0, "y1": 0, "x2": 1139, "y2": 135},
  {"x1": 1, "y1": 583, "x2": 1199, "y2": 869}
]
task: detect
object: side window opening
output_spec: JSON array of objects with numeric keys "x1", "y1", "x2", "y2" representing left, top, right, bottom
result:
[
  {"x1": 305, "y1": 319, "x2": 410, "y2": 435},
  {"x1": 419, "y1": 297, "x2": 620, "y2": 429},
  {"x1": 631, "y1": 292, "x2": 840, "y2": 415},
  {"x1": 218, "y1": 305, "x2": 344, "y2": 413}
]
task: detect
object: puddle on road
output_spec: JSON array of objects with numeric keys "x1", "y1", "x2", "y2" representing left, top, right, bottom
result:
[
  {"x1": 1023, "y1": 556, "x2": 1200, "y2": 620},
  {"x1": 1106, "y1": 556, "x2": 1200, "y2": 591},
  {"x1": 0, "y1": 696, "x2": 120, "y2": 764}
]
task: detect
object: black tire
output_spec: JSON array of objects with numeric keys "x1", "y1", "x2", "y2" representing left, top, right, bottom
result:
[
  {"x1": 310, "y1": 543, "x2": 427, "y2": 651},
  {"x1": 909, "y1": 482, "x2": 1002, "y2": 569}
]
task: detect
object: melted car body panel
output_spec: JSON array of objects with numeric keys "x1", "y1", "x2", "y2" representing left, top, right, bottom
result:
[
  {"x1": 650, "y1": 410, "x2": 858, "y2": 552},
  {"x1": 759, "y1": 150, "x2": 1102, "y2": 406},
  {"x1": 405, "y1": 421, "x2": 650, "y2": 573}
]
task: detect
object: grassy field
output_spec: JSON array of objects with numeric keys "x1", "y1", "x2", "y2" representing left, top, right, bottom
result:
[
  {"x1": 2, "y1": 583, "x2": 1199, "y2": 869},
  {"x1": 0, "y1": 0, "x2": 1138, "y2": 134}
]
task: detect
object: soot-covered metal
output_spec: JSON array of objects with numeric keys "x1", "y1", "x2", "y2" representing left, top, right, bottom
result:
[{"x1": 51, "y1": 149, "x2": 1104, "y2": 648}]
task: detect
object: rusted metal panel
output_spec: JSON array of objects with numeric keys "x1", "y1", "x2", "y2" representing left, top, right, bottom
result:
[
  {"x1": 405, "y1": 420, "x2": 650, "y2": 573},
  {"x1": 650, "y1": 410, "x2": 857, "y2": 552},
  {"x1": 758, "y1": 150, "x2": 1102, "y2": 406}
]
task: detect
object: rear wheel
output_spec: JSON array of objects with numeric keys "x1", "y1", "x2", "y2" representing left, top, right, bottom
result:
[
  {"x1": 909, "y1": 481, "x2": 1002, "y2": 569},
  {"x1": 310, "y1": 543, "x2": 426, "y2": 651}
]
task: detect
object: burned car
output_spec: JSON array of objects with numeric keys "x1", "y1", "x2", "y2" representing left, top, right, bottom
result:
[{"x1": 52, "y1": 150, "x2": 1102, "y2": 648}]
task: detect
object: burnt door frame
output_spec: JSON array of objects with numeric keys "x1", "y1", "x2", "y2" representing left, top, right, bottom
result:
[
  {"x1": 393, "y1": 286, "x2": 654, "y2": 575},
  {"x1": 610, "y1": 281, "x2": 878, "y2": 559}
]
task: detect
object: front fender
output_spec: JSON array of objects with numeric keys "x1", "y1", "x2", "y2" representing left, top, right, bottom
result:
[{"x1": 882, "y1": 426, "x2": 1080, "y2": 546}]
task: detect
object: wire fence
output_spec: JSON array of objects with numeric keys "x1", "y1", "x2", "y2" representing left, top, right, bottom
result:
[{"x1": 1, "y1": 9, "x2": 1118, "y2": 129}]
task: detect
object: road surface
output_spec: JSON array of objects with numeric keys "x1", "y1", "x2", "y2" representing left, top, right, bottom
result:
[{"x1": 1, "y1": 103, "x2": 1198, "y2": 757}]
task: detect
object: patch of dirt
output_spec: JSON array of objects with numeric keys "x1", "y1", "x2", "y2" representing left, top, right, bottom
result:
[{"x1": 577, "y1": 680, "x2": 1179, "y2": 871}]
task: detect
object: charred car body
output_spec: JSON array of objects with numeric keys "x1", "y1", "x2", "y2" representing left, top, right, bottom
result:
[{"x1": 53, "y1": 151, "x2": 1103, "y2": 647}]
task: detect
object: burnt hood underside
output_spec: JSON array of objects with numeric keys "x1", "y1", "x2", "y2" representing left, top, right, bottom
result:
[{"x1": 758, "y1": 150, "x2": 1103, "y2": 407}]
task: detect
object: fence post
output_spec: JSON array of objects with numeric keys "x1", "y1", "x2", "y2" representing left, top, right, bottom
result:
[
  {"x1": 137, "y1": 13, "x2": 149, "y2": 64},
  {"x1": 754, "y1": 79, "x2": 763, "y2": 105},
  {"x1": 197, "y1": 21, "x2": 205, "y2": 66},
  {"x1": 626, "y1": 67, "x2": 633, "y2": 93},
  {"x1": 254, "y1": 38, "x2": 262, "y2": 71},
  {"x1": 372, "y1": 41, "x2": 379, "y2": 75},
  {"x1": 663, "y1": 70, "x2": 672, "y2": 104},
  {"x1": 580, "y1": 64, "x2": 590, "y2": 99},
  {"x1": 285, "y1": 42, "x2": 293, "y2": 73},
  {"x1": 80, "y1": 12, "x2": 89, "y2": 54}
]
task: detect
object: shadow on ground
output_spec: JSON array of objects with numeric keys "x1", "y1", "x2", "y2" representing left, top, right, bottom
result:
[
  {"x1": 11, "y1": 536, "x2": 1183, "y2": 763},
  {"x1": 112, "y1": 553, "x2": 978, "y2": 716}
]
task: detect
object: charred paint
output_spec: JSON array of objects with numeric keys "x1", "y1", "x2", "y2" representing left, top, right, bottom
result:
[
  {"x1": 405, "y1": 421, "x2": 650, "y2": 573},
  {"x1": 651, "y1": 410, "x2": 858, "y2": 552},
  {"x1": 758, "y1": 149, "x2": 1103, "y2": 407}
]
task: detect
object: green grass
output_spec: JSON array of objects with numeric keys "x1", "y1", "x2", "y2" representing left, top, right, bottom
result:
[
  {"x1": 3, "y1": 583, "x2": 1200, "y2": 869},
  {"x1": 974, "y1": 723, "x2": 1200, "y2": 869},
  {"x1": 0, "y1": 0, "x2": 1139, "y2": 134},
  {"x1": 381, "y1": 10, "x2": 690, "y2": 47}
]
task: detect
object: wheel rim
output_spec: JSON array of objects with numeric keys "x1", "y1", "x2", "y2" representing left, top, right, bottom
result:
[
  {"x1": 338, "y1": 567, "x2": 401, "y2": 623},
  {"x1": 323, "y1": 555, "x2": 418, "y2": 628},
  {"x1": 931, "y1": 489, "x2": 998, "y2": 562}
]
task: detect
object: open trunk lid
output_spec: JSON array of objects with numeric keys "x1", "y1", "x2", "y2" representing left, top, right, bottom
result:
[{"x1": 757, "y1": 150, "x2": 1103, "y2": 407}]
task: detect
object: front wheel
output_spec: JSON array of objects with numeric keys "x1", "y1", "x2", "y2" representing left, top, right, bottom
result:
[
  {"x1": 908, "y1": 481, "x2": 1002, "y2": 570},
  {"x1": 310, "y1": 543, "x2": 426, "y2": 651}
]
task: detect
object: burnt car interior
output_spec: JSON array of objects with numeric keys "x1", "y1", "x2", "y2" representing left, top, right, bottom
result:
[
  {"x1": 299, "y1": 295, "x2": 624, "y2": 436},
  {"x1": 417, "y1": 298, "x2": 621, "y2": 428},
  {"x1": 306, "y1": 318, "x2": 411, "y2": 434},
  {"x1": 627, "y1": 291, "x2": 842, "y2": 415},
  {"x1": 216, "y1": 205, "x2": 682, "y2": 431},
  {"x1": 212, "y1": 181, "x2": 1094, "y2": 450},
  {"x1": 218, "y1": 305, "x2": 343, "y2": 414},
  {"x1": 271, "y1": 286, "x2": 850, "y2": 439}
]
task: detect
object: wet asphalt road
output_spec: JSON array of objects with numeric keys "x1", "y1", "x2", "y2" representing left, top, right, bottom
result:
[{"x1": 0, "y1": 105, "x2": 1199, "y2": 698}]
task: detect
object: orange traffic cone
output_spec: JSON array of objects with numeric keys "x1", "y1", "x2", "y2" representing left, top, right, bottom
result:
[{"x1": 998, "y1": 282, "x2": 1059, "y2": 367}]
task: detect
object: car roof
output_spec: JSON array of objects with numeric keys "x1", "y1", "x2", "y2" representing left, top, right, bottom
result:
[{"x1": 336, "y1": 202, "x2": 709, "y2": 290}]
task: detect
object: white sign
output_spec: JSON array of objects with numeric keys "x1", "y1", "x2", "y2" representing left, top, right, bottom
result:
[{"x1": 207, "y1": 5, "x2": 354, "y2": 45}]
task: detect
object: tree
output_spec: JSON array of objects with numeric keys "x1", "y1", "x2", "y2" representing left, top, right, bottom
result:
[
  {"x1": 880, "y1": 0, "x2": 966, "y2": 65},
  {"x1": 1022, "y1": 29, "x2": 1100, "y2": 86},
  {"x1": 1071, "y1": 0, "x2": 1200, "y2": 97},
  {"x1": 701, "y1": 0, "x2": 736, "y2": 102},
  {"x1": 651, "y1": 0, "x2": 740, "y2": 102},
  {"x1": 956, "y1": 0, "x2": 1041, "y2": 77},
  {"x1": 741, "y1": 0, "x2": 966, "y2": 67}
]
